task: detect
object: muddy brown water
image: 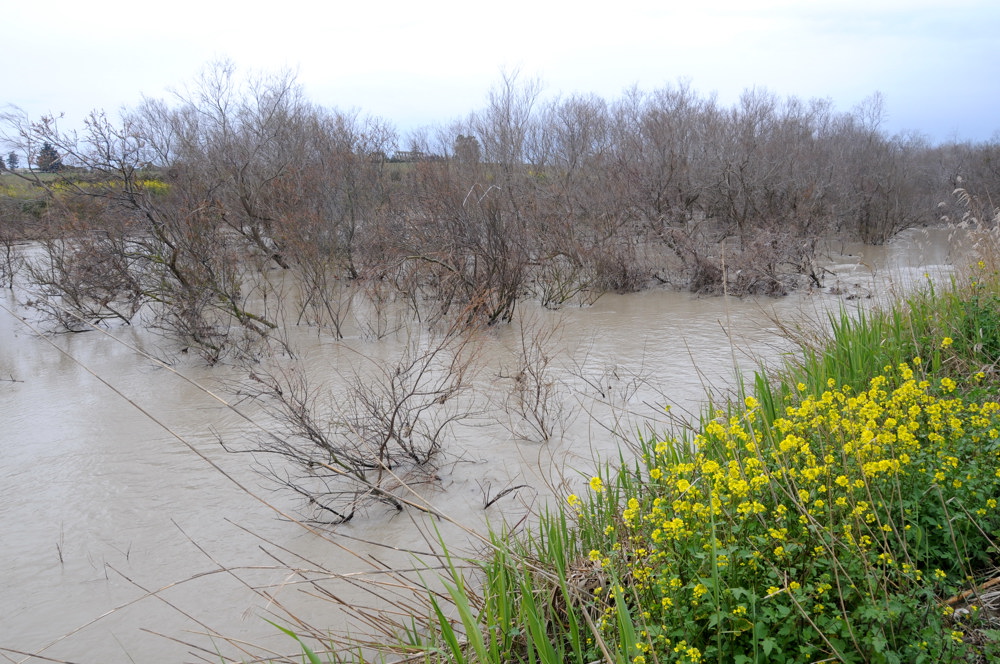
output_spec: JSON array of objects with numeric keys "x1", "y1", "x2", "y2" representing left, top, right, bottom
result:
[{"x1": 0, "y1": 228, "x2": 965, "y2": 662}]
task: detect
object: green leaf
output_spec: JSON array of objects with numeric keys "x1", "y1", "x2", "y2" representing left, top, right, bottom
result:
[
  {"x1": 444, "y1": 578, "x2": 489, "y2": 664},
  {"x1": 428, "y1": 594, "x2": 465, "y2": 663},
  {"x1": 265, "y1": 620, "x2": 324, "y2": 664}
]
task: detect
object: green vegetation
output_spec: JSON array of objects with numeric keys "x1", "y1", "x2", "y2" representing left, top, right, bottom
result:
[
  {"x1": 0, "y1": 171, "x2": 50, "y2": 223},
  {"x1": 281, "y1": 263, "x2": 1000, "y2": 662}
]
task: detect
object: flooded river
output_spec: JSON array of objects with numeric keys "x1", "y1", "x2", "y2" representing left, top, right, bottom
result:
[{"x1": 0, "y1": 228, "x2": 964, "y2": 662}]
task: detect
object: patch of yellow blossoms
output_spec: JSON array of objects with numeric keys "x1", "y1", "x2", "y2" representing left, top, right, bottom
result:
[{"x1": 586, "y1": 363, "x2": 1000, "y2": 659}]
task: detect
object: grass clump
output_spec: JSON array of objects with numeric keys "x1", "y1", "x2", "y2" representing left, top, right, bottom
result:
[
  {"x1": 403, "y1": 273, "x2": 1000, "y2": 664},
  {"x1": 771, "y1": 264, "x2": 1000, "y2": 408}
]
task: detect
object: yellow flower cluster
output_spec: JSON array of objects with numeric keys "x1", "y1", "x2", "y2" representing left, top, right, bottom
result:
[
  {"x1": 585, "y1": 363, "x2": 1000, "y2": 659},
  {"x1": 51, "y1": 177, "x2": 170, "y2": 194}
]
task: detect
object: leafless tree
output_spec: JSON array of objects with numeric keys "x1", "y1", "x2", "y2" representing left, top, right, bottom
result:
[
  {"x1": 400, "y1": 157, "x2": 531, "y2": 326},
  {"x1": 1, "y1": 64, "x2": 331, "y2": 358},
  {"x1": 25, "y1": 222, "x2": 143, "y2": 329},
  {"x1": 3, "y1": 63, "x2": 987, "y2": 363},
  {"x1": 830, "y1": 94, "x2": 934, "y2": 245},
  {"x1": 277, "y1": 109, "x2": 397, "y2": 336}
]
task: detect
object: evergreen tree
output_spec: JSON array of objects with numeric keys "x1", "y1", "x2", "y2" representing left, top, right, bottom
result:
[
  {"x1": 454, "y1": 134, "x2": 481, "y2": 164},
  {"x1": 6, "y1": 152, "x2": 18, "y2": 170},
  {"x1": 36, "y1": 143, "x2": 61, "y2": 172}
]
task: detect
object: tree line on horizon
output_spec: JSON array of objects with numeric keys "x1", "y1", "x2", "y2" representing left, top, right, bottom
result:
[{"x1": 1, "y1": 62, "x2": 998, "y2": 359}]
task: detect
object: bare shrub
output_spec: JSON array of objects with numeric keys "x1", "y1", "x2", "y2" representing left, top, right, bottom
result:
[
  {"x1": 495, "y1": 313, "x2": 567, "y2": 442},
  {"x1": 565, "y1": 346, "x2": 659, "y2": 451},
  {"x1": 0, "y1": 232, "x2": 21, "y2": 289},
  {"x1": 402, "y1": 168, "x2": 531, "y2": 327},
  {"x1": 25, "y1": 224, "x2": 143, "y2": 329},
  {"x1": 585, "y1": 232, "x2": 657, "y2": 293},
  {"x1": 0, "y1": 65, "x2": 312, "y2": 359},
  {"x1": 532, "y1": 254, "x2": 596, "y2": 309},
  {"x1": 231, "y1": 329, "x2": 479, "y2": 523},
  {"x1": 285, "y1": 214, "x2": 357, "y2": 338},
  {"x1": 0, "y1": 190, "x2": 31, "y2": 288},
  {"x1": 357, "y1": 271, "x2": 408, "y2": 340}
]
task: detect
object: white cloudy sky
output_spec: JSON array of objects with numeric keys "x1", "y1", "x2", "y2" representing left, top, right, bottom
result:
[{"x1": 4, "y1": 0, "x2": 998, "y2": 143}]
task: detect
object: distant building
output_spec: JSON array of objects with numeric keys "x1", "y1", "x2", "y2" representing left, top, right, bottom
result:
[
  {"x1": 389, "y1": 150, "x2": 444, "y2": 163},
  {"x1": 390, "y1": 150, "x2": 423, "y2": 163}
]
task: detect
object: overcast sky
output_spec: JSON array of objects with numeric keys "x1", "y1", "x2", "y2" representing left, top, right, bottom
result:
[{"x1": 4, "y1": 0, "x2": 998, "y2": 144}]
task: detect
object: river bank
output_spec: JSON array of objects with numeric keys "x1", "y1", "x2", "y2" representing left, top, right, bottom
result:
[{"x1": 350, "y1": 240, "x2": 1000, "y2": 663}]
